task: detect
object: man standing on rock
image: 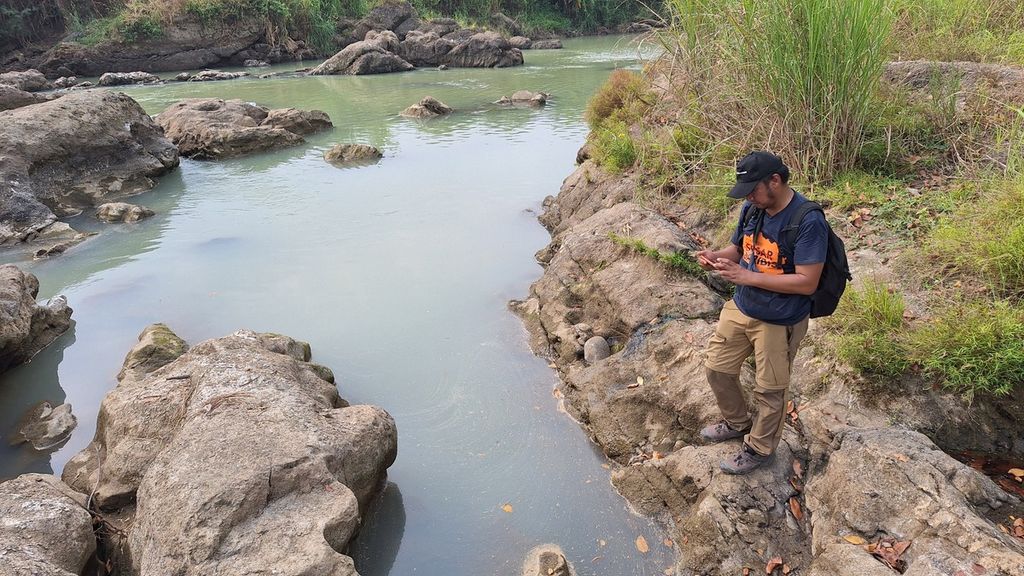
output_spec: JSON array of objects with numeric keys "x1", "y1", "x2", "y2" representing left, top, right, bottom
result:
[{"x1": 694, "y1": 151, "x2": 827, "y2": 474}]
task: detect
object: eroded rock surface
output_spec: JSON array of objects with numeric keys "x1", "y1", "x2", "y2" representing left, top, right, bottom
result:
[
  {"x1": 311, "y1": 30, "x2": 414, "y2": 75},
  {"x1": 96, "y1": 202, "x2": 155, "y2": 223},
  {"x1": 62, "y1": 326, "x2": 397, "y2": 576},
  {"x1": 445, "y1": 31, "x2": 523, "y2": 68},
  {"x1": 324, "y1": 144, "x2": 383, "y2": 165},
  {"x1": 0, "y1": 90, "x2": 179, "y2": 245},
  {"x1": 0, "y1": 265, "x2": 73, "y2": 373},
  {"x1": 401, "y1": 96, "x2": 453, "y2": 118},
  {"x1": 0, "y1": 69, "x2": 53, "y2": 91},
  {"x1": 12, "y1": 401, "x2": 78, "y2": 450},
  {"x1": 98, "y1": 71, "x2": 161, "y2": 86},
  {"x1": 154, "y1": 98, "x2": 332, "y2": 159},
  {"x1": 522, "y1": 544, "x2": 575, "y2": 576},
  {"x1": 0, "y1": 84, "x2": 54, "y2": 111},
  {"x1": 0, "y1": 474, "x2": 95, "y2": 576}
]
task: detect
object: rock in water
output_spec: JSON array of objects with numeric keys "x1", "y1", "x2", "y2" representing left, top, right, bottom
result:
[
  {"x1": 324, "y1": 144, "x2": 384, "y2": 166},
  {"x1": 445, "y1": 31, "x2": 523, "y2": 68},
  {"x1": 154, "y1": 98, "x2": 332, "y2": 159},
  {"x1": 310, "y1": 31, "x2": 414, "y2": 75},
  {"x1": 0, "y1": 265, "x2": 73, "y2": 374},
  {"x1": 96, "y1": 202, "x2": 155, "y2": 223},
  {"x1": 0, "y1": 90, "x2": 179, "y2": 245},
  {"x1": 522, "y1": 545, "x2": 575, "y2": 576},
  {"x1": 12, "y1": 401, "x2": 78, "y2": 450},
  {"x1": 400, "y1": 96, "x2": 453, "y2": 118},
  {"x1": 0, "y1": 474, "x2": 96, "y2": 576},
  {"x1": 531, "y1": 39, "x2": 563, "y2": 50},
  {"x1": 98, "y1": 71, "x2": 161, "y2": 86},
  {"x1": 62, "y1": 326, "x2": 397, "y2": 576}
]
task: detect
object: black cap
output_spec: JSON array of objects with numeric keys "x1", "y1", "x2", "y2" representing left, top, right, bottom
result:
[{"x1": 728, "y1": 151, "x2": 789, "y2": 199}]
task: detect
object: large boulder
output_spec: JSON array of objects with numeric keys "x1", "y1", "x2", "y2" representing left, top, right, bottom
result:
[
  {"x1": 154, "y1": 98, "x2": 332, "y2": 159},
  {"x1": 0, "y1": 474, "x2": 96, "y2": 576},
  {"x1": 0, "y1": 84, "x2": 55, "y2": 111},
  {"x1": 98, "y1": 71, "x2": 161, "y2": 86},
  {"x1": 96, "y1": 202, "x2": 155, "y2": 223},
  {"x1": 11, "y1": 401, "x2": 78, "y2": 450},
  {"x1": 398, "y1": 31, "x2": 457, "y2": 67},
  {"x1": 335, "y1": 0, "x2": 421, "y2": 46},
  {"x1": 445, "y1": 31, "x2": 523, "y2": 68},
  {"x1": 62, "y1": 326, "x2": 397, "y2": 576},
  {"x1": 531, "y1": 39, "x2": 563, "y2": 50},
  {"x1": 0, "y1": 69, "x2": 53, "y2": 91},
  {"x1": 805, "y1": 428, "x2": 1024, "y2": 575},
  {"x1": 311, "y1": 30, "x2": 413, "y2": 75},
  {"x1": 324, "y1": 143, "x2": 383, "y2": 166},
  {"x1": 400, "y1": 96, "x2": 453, "y2": 118},
  {"x1": 0, "y1": 264, "x2": 73, "y2": 373},
  {"x1": 0, "y1": 90, "x2": 179, "y2": 245}
]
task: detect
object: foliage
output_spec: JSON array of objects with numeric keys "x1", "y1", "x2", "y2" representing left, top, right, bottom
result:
[
  {"x1": 591, "y1": 119, "x2": 638, "y2": 172},
  {"x1": 910, "y1": 301, "x2": 1024, "y2": 397},
  {"x1": 608, "y1": 233, "x2": 708, "y2": 278},
  {"x1": 585, "y1": 69, "x2": 650, "y2": 129},
  {"x1": 890, "y1": 0, "x2": 1024, "y2": 65},
  {"x1": 826, "y1": 279, "x2": 910, "y2": 378}
]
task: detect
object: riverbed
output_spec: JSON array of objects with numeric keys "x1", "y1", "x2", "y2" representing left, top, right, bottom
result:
[{"x1": 0, "y1": 35, "x2": 674, "y2": 575}]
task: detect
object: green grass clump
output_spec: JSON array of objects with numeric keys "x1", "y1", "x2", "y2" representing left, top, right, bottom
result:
[
  {"x1": 891, "y1": 0, "x2": 1024, "y2": 65},
  {"x1": 585, "y1": 70, "x2": 651, "y2": 130},
  {"x1": 608, "y1": 233, "x2": 707, "y2": 278},
  {"x1": 926, "y1": 177, "x2": 1024, "y2": 296},
  {"x1": 827, "y1": 279, "x2": 910, "y2": 378},
  {"x1": 910, "y1": 301, "x2": 1024, "y2": 397},
  {"x1": 591, "y1": 119, "x2": 638, "y2": 173}
]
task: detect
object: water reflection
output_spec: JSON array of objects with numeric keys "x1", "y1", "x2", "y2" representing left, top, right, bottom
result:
[{"x1": 351, "y1": 482, "x2": 406, "y2": 576}]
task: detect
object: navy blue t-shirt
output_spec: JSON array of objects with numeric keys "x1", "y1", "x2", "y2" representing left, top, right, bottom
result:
[{"x1": 729, "y1": 192, "x2": 828, "y2": 325}]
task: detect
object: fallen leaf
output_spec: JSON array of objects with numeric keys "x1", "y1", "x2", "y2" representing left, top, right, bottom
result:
[
  {"x1": 626, "y1": 383, "x2": 640, "y2": 389},
  {"x1": 892, "y1": 453, "x2": 910, "y2": 462},
  {"x1": 548, "y1": 569, "x2": 554, "y2": 575},
  {"x1": 785, "y1": 400, "x2": 794, "y2": 413},
  {"x1": 788, "y1": 497, "x2": 803, "y2": 520},
  {"x1": 782, "y1": 564, "x2": 792, "y2": 575},
  {"x1": 743, "y1": 569, "x2": 751, "y2": 576},
  {"x1": 501, "y1": 503, "x2": 513, "y2": 513},
  {"x1": 652, "y1": 451, "x2": 664, "y2": 460},
  {"x1": 765, "y1": 557, "x2": 783, "y2": 574},
  {"x1": 792, "y1": 460, "x2": 803, "y2": 477},
  {"x1": 552, "y1": 388, "x2": 564, "y2": 399},
  {"x1": 789, "y1": 477, "x2": 804, "y2": 493},
  {"x1": 663, "y1": 568, "x2": 673, "y2": 576},
  {"x1": 843, "y1": 535, "x2": 868, "y2": 545},
  {"x1": 1009, "y1": 468, "x2": 1024, "y2": 479},
  {"x1": 591, "y1": 556, "x2": 603, "y2": 563},
  {"x1": 637, "y1": 376, "x2": 645, "y2": 386},
  {"x1": 663, "y1": 538, "x2": 674, "y2": 547},
  {"x1": 972, "y1": 563, "x2": 986, "y2": 575},
  {"x1": 636, "y1": 535, "x2": 650, "y2": 554},
  {"x1": 598, "y1": 539, "x2": 606, "y2": 547}
]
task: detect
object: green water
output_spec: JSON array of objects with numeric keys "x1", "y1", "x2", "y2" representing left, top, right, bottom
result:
[{"x1": 0, "y1": 36, "x2": 675, "y2": 575}]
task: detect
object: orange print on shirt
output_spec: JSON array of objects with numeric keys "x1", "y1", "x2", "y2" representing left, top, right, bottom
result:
[{"x1": 742, "y1": 233, "x2": 788, "y2": 275}]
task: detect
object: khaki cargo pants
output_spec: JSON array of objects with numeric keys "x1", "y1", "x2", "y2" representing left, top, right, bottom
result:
[{"x1": 704, "y1": 300, "x2": 809, "y2": 456}]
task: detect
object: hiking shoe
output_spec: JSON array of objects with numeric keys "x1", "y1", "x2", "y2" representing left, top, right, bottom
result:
[
  {"x1": 720, "y1": 444, "x2": 773, "y2": 475},
  {"x1": 699, "y1": 420, "x2": 751, "y2": 443}
]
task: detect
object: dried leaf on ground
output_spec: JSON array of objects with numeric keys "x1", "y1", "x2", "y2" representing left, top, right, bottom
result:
[
  {"x1": 788, "y1": 497, "x2": 803, "y2": 520},
  {"x1": 782, "y1": 564, "x2": 792, "y2": 575},
  {"x1": 863, "y1": 537, "x2": 911, "y2": 571},
  {"x1": 635, "y1": 535, "x2": 650, "y2": 554},
  {"x1": 1009, "y1": 468, "x2": 1024, "y2": 480},
  {"x1": 792, "y1": 460, "x2": 803, "y2": 478},
  {"x1": 743, "y1": 569, "x2": 751, "y2": 576},
  {"x1": 663, "y1": 538, "x2": 674, "y2": 547},
  {"x1": 765, "y1": 557, "x2": 783, "y2": 574},
  {"x1": 843, "y1": 535, "x2": 868, "y2": 545},
  {"x1": 501, "y1": 503, "x2": 513, "y2": 513}
]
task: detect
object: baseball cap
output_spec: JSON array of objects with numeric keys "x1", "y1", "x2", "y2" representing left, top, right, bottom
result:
[{"x1": 728, "y1": 151, "x2": 789, "y2": 199}]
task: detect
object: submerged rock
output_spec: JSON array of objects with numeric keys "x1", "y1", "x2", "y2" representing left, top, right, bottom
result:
[
  {"x1": 530, "y1": 39, "x2": 563, "y2": 50},
  {"x1": 509, "y1": 36, "x2": 532, "y2": 50},
  {"x1": 98, "y1": 71, "x2": 161, "y2": 86},
  {"x1": 62, "y1": 326, "x2": 397, "y2": 575},
  {"x1": 154, "y1": 98, "x2": 332, "y2": 159},
  {"x1": 0, "y1": 90, "x2": 179, "y2": 245},
  {"x1": 96, "y1": 202, "x2": 155, "y2": 223},
  {"x1": 522, "y1": 544, "x2": 575, "y2": 576},
  {"x1": 0, "y1": 265, "x2": 73, "y2": 374},
  {"x1": 12, "y1": 401, "x2": 77, "y2": 450},
  {"x1": 401, "y1": 96, "x2": 453, "y2": 118},
  {"x1": 324, "y1": 144, "x2": 383, "y2": 166},
  {"x1": 0, "y1": 474, "x2": 96, "y2": 576},
  {"x1": 188, "y1": 69, "x2": 249, "y2": 82}
]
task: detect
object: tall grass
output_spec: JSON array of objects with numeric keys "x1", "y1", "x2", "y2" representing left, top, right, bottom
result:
[
  {"x1": 826, "y1": 278, "x2": 910, "y2": 378},
  {"x1": 890, "y1": 0, "x2": 1024, "y2": 64}
]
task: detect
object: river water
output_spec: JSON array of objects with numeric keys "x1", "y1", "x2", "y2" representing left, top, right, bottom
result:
[{"x1": 0, "y1": 35, "x2": 674, "y2": 575}]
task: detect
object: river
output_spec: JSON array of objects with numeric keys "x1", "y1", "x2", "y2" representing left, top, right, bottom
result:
[{"x1": 0, "y1": 35, "x2": 675, "y2": 575}]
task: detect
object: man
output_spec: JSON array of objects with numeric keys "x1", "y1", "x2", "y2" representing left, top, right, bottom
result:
[{"x1": 694, "y1": 151, "x2": 828, "y2": 474}]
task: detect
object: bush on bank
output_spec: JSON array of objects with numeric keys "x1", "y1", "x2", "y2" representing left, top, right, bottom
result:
[{"x1": 584, "y1": 0, "x2": 1024, "y2": 397}]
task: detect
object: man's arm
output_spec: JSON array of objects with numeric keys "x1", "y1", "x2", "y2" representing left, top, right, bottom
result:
[{"x1": 712, "y1": 260, "x2": 824, "y2": 295}]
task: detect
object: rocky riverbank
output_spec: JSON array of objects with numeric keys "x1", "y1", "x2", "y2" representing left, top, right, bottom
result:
[{"x1": 514, "y1": 153, "x2": 1024, "y2": 574}]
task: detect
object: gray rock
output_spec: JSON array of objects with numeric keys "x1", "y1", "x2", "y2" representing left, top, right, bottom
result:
[
  {"x1": 0, "y1": 90, "x2": 179, "y2": 245},
  {"x1": 509, "y1": 36, "x2": 532, "y2": 50},
  {"x1": 0, "y1": 474, "x2": 95, "y2": 576},
  {"x1": 324, "y1": 144, "x2": 383, "y2": 165},
  {"x1": 583, "y1": 336, "x2": 610, "y2": 363},
  {"x1": 96, "y1": 202, "x2": 155, "y2": 223},
  {"x1": 491, "y1": 12, "x2": 523, "y2": 37},
  {"x1": 98, "y1": 71, "x2": 161, "y2": 86},
  {"x1": 53, "y1": 76, "x2": 78, "y2": 89},
  {"x1": 0, "y1": 265, "x2": 73, "y2": 373},
  {"x1": 243, "y1": 59, "x2": 270, "y2": 67},
  {"x1": 445, "y1": 31, "x2": 523, "y2": 68},
  {"x1": 510, "y1": 90, "x2": 548, "y2": 106},
  {"x1": 531, "y1": 39, "x2": 563, "y2": 50},
  {"x1": 62, "y1": 327, "x2": 397, "y2": 576},
  {"x1": 401, "y1": 96, "x2": 453, "y2": 118},
  {"x1": 175, "y1": 72, "x2": 192, "y2": 81},
  {"x1": 13, "y1": 402, "x2": 77, "y2": 450},
  {"x1": 189, "y1": 69, "x2": 249, "y2": 82},
  {"x1": 522, "y1": 544, "x2": 575, "y2": 576},
  {"x1": 398, "y1": 31, "x2": 456, "y2": 67},
  {"x1": 116, "y1": 323, "x2": 188, "y2": 382},
  {"x1": 0, "y1": 84, "x2": 54, "y2": 112},
  {"x1": 417, "y1": 18, "x2": 460, "y2": 38},
  {"x1": 154, "y1": 98, "x2": 332, "y2": 159},
  {"x1": 0, "y1": 69, "x2": 53, "y2": 92},
  {"x1": 310, "y1": 30, "x2": 413, "y2": 75}
]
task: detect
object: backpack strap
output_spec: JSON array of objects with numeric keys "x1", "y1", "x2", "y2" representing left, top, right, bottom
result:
[
  {"x1": 740, "y1": 202, "x2": 765, "y2": 269},
  {"x1": 779, "y1": 200, "x2": 823, "y2": 263}
]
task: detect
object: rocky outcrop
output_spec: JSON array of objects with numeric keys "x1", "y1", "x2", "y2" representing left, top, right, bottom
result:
[
  {"x1": 11, "y1": 401, "x2": 77, "y2": 450},
  {"x1": 335, "y1": 0, "x2": 421, "y2": 47},
  {"x1": 445, "y1": 31, "x2": 523, "y2": 68},
  {"x1": 509, "y1": 36, "x2": 532, "y2": 50},
  {"x1": 519, "y1": 158, "x2": 1024, "y2": 574},
  {"x1": 98, "y1": 71, "x2": 161, "y2": 86},
  {"x1": 0, "y1": 474, "x2": 96, "y2": 576},
  {"x1": 0, "y1": 265, "x2": 73, "y2": 373},
  {"x1": 0, "y1": 69, "x2": 53, "y2": 91},
  {"x1": 401, "y1": 96, "x2": 453, "y2": 118},
  {"x1": 311, "y1": 30, "x2": 414, "y2": 75},
  {"x1": 398, "y1": 31, "x2": 457, "y2": 67},
  {"x1": 96, "y1": 202, "x2": 155, "y2": 223},
  {"x1": 530, "y1": 39, "x2": 563, "y2": 50},
  {"x1": 522, "y1": 544, "x2": 575, "y2": 576},
  {"x1": 176, "y1": 69, "x2": 249, "y2": 82},
  {"x1": 62, "y1": 326, "x2": 398, "y2": 576},
  {"x1": 0, "y1": 90, "x2": 179, "y2": 245},
  {"x1": 0, "y1": 83, "x2": 54, "y2": 111},
  {"x1": 154, "y1": 98, "x2": 332, "y2": 159},
  {"x1": 324, "y1": 143, "x2": 383, "y2": 165},
  {"x1": 496, "y1": 90, "x2": 548, "y2": 107}
]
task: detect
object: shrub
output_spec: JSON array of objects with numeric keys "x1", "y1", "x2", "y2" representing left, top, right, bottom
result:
[
  {"x1": 826, "y1": 279, "x2": 910, "y2": 378},
  {"x1": 585, "y1": 70, "x2": 650, "y2": 130},
  {"x1": 609, "y1": 233, "x2": 709, "y2": 279},
  {"x1": 591, "y1": 119, "x2": 638, "y2": 172},
  {"x1": 910, "y1": 301, "x2": 1024, "y2": 397}
]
